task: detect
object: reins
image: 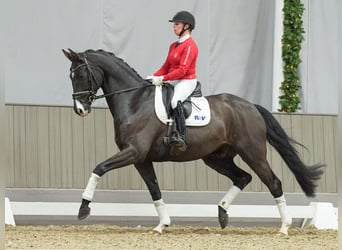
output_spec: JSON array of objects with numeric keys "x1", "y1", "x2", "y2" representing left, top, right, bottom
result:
[{"x1": 93, "y1": 84, "x2": 154, "y2": 100}]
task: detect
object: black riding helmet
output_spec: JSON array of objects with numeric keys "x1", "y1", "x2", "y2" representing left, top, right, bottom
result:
[{"x1": 169, "y1": 11, "x2": 195, "y2": 34}]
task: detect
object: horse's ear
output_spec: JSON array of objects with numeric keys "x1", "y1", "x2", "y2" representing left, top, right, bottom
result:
[{"x1": 62, "y1": 48, "x2": 80, "y2": 62}]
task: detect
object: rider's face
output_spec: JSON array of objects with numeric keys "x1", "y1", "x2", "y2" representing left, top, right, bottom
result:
[{"x1": 173, "y1": 22, "x2": 184, "y2": 36}]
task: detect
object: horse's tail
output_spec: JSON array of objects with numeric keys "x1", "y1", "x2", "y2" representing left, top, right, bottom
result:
[{"x1": 254, "y1": 104, "x2": 325, "y2": 197}]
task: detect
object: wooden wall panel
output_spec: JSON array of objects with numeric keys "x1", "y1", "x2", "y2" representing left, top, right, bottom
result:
[
  {"x1": 71, "y1": 112, "x2": 85, "y2": 188},
  {"x1": 5, "y1": 105, "x2": 337, "y2": 195},
  {"x1": 60, "y1": 107, "x2": 73, "y2": 187},
  {"x1": 322, "y1": 116, "x2": 337, "y2": 192},
  {"x1": 25, "y1": 107, "x2": 38, "y2": 187},
  {"x1": 48, "y1": 107, "x2": 62, "y2": 187},
  {"x1": 37, "y1": 107, "x2": 50, "y2": 187},
  {"x1": 279, "y1": 114, "x2": 296, "y2": 193},
  {"x1": 290, "y1": 114, "x2": 304, "y2": 193},
  {"x1": 195, "y1": 161, "x2": 206, "y2": 190},
  {"x1": 5, "y1": 105, "x2": 14, "y2": 186},
  {"x1": 160, "y1": 162, "x2": 175, "y2": 190},
  {"x1": 13, "y1": 106, "x2": 27, "y2": 186},
  {"x1": 102, "y1": 111, "x2": 119, "y2": 190}
]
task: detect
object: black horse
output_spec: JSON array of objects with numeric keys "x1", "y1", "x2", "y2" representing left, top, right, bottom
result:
[{"x1": 63, "y1": 49, "x2": 324, "y2": 234}]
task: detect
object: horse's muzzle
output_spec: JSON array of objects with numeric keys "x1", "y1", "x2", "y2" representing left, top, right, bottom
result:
[{"x1": 74, "y1": 99, "x2": 91, "y2": 117}]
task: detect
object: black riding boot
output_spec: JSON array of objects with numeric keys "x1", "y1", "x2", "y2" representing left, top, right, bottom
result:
[{"x1": 170, "y1": 101, "x2": 187, "y2": 151}]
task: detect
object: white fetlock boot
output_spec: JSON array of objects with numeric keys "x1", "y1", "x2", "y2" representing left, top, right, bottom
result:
[
  {"x1": 82, "y1": 173, "x2": 100, "y2": 201},
  {"x1": 218, "y1": 185, "x2": 241, "y2": 229},
  {"x1": 275, "y1": 195, "x2": 292, "y2": 235},
  {"x1": 153, "y1": 199, "x2": 171, "y2": 234},
  {"x1": 219, "y1": 185, "x2": 241, "y2": 210}
]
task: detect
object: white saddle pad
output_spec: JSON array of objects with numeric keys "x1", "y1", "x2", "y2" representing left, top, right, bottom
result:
[{"x1": 154, "y1": 85, "x2": 211, "y2": 126}]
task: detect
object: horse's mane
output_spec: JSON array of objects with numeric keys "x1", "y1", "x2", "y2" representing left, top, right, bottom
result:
[{"x1": 84, "y1": 49, "x2": 144, "y2": 80}]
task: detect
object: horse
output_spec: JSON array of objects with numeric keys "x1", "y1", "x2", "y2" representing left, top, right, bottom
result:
[{"x1": 62, "y1": 48, "x2": 324, "y2": 235}]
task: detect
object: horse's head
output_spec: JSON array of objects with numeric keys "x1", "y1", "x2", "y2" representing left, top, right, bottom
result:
[{"x1": 62, "y1": 48, "x2": 104, "y2": 117}]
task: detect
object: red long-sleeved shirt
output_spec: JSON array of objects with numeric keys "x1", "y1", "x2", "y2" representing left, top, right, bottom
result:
[{"x1": 154, "y1": 37, "x2": 198, "y2": 81}]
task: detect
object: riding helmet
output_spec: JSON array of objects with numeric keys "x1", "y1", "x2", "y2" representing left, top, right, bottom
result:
[{"x1": 169, "y1": 11, "x2": 195, "y2": 31}]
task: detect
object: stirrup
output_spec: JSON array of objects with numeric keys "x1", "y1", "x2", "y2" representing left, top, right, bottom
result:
[
  {"x1": 175, "y1": 142, "x2": 187, "y2": 152},
  {"x1": 169, "y1": 133, "x2": 187, "y2": 151}
]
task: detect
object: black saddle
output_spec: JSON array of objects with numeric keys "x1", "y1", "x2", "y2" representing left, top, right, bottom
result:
[{"x1": 162, "y1": 81, "x2": 202, "y2": 119}]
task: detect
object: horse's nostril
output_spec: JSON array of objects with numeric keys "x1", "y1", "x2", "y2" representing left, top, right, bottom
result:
[
  {"x1": 74, "y1": 99, "x2": 87, "y2": 116},
  {"x1": 74, "y1": 105, "x2": 89, "y2": 117}
]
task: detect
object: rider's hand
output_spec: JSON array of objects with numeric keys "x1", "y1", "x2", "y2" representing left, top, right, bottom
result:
[{"x1": 152, "y1": 76, "x2": 164, "y2": 86}]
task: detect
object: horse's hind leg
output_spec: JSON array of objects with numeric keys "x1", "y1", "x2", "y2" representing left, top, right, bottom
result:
[
  {"x1": 202, "y1": 156, "x2": 252, "y2": 229},
  {"x1": 134, "y1": 162, "x2": 170, "y2": 234},
  {"x1": 239, "y1": 150, "x2": 292, "y2": 235}
]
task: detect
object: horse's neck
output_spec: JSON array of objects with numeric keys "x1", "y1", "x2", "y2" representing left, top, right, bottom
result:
[
  {"x1": 95, "y1": 53, "x2": 152, "y2": 119},
  {"x1": 103, "y1": 74, "x2": 152, "y2": 121},
  {"x1": 101, "y1": 58, "x2": 144, "y2": 92},
  {"x1": 103, "y1": 75, "x2": 141, "y2": 92},
  {"x1": 107, "y1": 88, "x2": 154, "y2": 127}
]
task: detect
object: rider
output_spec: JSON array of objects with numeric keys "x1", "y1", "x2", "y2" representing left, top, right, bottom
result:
[{"x1": 151, "y1": 10, "x2": 198, "y2": 152}]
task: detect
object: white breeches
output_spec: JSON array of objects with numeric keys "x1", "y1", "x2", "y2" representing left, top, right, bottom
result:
[{"x1": 167, "y1": 79, "x2": 197, "y2": 109}]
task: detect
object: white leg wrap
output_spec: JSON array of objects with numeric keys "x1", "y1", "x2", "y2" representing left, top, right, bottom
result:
[
  {"x1": 82, "y1": 173, "x2": 100, "y2": 201},
  {"x1": 275, "y1": 194, "x2": 292, "y2": 235},
  {"x1": 153, "y1": 199, "x2": 170, "y2": 233},
  {"x1": 153, "y1": 199, "x2": 171, "y2": 226},
  {"x1": 219, "y1": 185, "x2": 241, "y2": 210}
]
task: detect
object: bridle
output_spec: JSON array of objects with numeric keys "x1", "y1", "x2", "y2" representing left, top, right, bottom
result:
[
  {"x1": 71, "y1": 57, "x2": 104, "y2": 102},
  {"x1": 71, "y1": 56, "x2": 153, "y2": 103}
]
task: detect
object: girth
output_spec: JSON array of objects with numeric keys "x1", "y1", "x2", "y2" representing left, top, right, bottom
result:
[{"x1": 162, "y1": 81, "x2": 203, "y2": 118}]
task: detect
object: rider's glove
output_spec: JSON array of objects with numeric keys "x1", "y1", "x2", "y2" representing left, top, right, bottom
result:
[{"x1": 152, "y1": 76, "x2": 164, "y2": 86}]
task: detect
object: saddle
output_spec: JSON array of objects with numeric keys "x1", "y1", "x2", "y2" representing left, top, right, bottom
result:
[
  {"x1": 153, "y1": 81, "x2": 210, "y2": 154},
  {"x1": 162, "y1": 81, "x2": 203, "y2": 119},
  {"x1": 154, "y1": 82, "x2": 210, "y2": 127}
]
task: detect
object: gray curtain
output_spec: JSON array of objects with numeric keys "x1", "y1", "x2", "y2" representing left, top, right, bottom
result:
[
  {"x1": 300, "y1": 0, "x2": 338, "y2": 113},
  {"x1": 2, "y1": 0, "x2": 338, "y2": 114}
]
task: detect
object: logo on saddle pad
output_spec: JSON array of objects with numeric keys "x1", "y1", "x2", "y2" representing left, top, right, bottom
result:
[{"x1": 154, "y1": 86, "x2": 211, "y2": 126}]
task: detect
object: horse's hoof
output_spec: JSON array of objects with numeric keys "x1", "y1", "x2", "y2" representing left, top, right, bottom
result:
[
  {"x1": 78, "y1": 206, "x2": 91, "y2": 220},
  {"x1": 278, "y1": 223, "x2": 291, "y2": 235},
  {"x1": 218, "y1": 206, "x2": 228, "y2": 229},
  {"x1": 153, "y1": 224, "x2": 168, "y2": 234}
]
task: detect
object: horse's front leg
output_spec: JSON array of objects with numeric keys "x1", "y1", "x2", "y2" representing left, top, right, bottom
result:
[
  {"x1": 134, "y1": 162, "x2": 170, "y2": 234},
  {"x1": 78, "y1": 145, "x2": 138, "y2": 220}
]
